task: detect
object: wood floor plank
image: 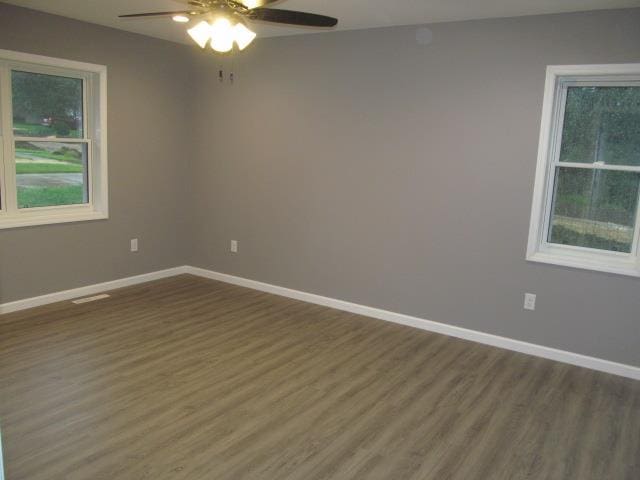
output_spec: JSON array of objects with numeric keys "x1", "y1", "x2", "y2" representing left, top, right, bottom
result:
[{"x1": 1, "y1": 274, "x2": 639, "y2": 479}]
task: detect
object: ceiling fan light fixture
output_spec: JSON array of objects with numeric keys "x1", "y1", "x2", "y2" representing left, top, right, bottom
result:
[
  {"x1": 234, "y1": 23, "x2": 256, "y2": 50},
  {"x1": 172, "y1": 14, "x2": 190, "y2": 23},
  {"x1": 120, "y1": 2, "x2": 338, "y2": 54},
  {"x1": 210, "y1": 18, "x2": 234, "y2": 53},
  {"x1": 188, "y1": 20, "x2": 211, "y2": 48}
]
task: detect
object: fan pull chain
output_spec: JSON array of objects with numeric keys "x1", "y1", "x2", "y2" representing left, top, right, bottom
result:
[{"x1": 230, "y1": 56, "x2": 237, "y2": 85}]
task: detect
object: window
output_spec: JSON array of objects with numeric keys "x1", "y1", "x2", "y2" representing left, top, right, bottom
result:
[
  {"x1": 0, "y1": 49, "x2": 107, "y2": 229},
  {"x1": 527, "y1": 64, "x2": 640, "y2": 277}
]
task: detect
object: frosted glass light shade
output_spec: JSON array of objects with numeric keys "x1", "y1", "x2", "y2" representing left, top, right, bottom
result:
[
  {"x1": 234, "y1": 23, "x2": 256, "y2": 50},
  {"x1": 186, "y1": 17, "x2": 258, "y2": 52},
  {"x1": 188, "y1": 21, "x2": 211, "y2": 48},
  {"x1": 210, "y1": 18, "x2": 234, "y2": 53},
  {"x1": 242, "y1": 0, "x2": 261, "y2": 8}
]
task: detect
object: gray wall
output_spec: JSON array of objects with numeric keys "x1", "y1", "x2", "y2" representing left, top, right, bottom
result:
[
  {"x1": 1, "y1": 4, "x2": 639, "y2": 368},
  {"x1": 188, "y1": 8, "x2": 640, "y2": 367},
  {"x1": 0, "y1": 3, "x2": 195, "y2": 303}
]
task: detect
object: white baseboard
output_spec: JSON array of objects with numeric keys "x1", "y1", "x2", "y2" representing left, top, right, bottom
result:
[
  {"x1": 2, "y1": 264, "x2": 639, "y2": 381},
  {"x1": 186, "y1": 266, "x2": 640, "y2": 381},
  {"x1": 0, "y1": 266, "x2": 189, "y2": 315}
]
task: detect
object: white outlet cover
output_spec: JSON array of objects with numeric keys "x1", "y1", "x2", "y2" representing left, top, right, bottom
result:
[
  {"x1": 524, "y1": 293, "x2": 536, "y2": 311},
  {"x1": 130, "y1": 238, "x2": 139, "y2": 252},
  {"x1": 230, "y1": 240, "x2": 238, "y2": 253}
]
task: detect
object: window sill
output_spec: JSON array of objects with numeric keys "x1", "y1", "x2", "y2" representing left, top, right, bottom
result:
[
  {"x1": 527, "y1": 250, "x2": 640, "y2": 278},
  {"x1": 0, "y1": 210, "x2": 108, "y2": 230}
]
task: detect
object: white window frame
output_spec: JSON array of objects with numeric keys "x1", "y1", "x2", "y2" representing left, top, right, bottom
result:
[
  {"x1": 0, "y1": 49, "x2": 107, "y2": 229},
  {"x1": 527, "y1": 64, "x2": 640, "y2": 277}
]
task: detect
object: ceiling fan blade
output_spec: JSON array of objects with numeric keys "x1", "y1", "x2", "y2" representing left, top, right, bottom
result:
[
  {"x1": 237, "y1": 0, "x2": 281, "y2": 8},
  {"x1": 249, "y1": 8, "x2": 338, "y2": 27},
  {"x1": 119, "y1": 11, "x2": 195, "y2": 18}
]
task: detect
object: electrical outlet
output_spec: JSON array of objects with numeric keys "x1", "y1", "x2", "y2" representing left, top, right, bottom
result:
[
  {"x1": 230, "y1": 240, "x2": 238, "y2": 253},
  {"x1": 524, "y1": 293, "x2": 536, "y2": 311},
  {"x1": 130, "y1": 238, "x2": 139, "y2": 253}
]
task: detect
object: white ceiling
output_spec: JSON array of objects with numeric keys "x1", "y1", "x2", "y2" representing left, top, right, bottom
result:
[{"x1": 5, "y1": 0, "x2": 640, "y2": 44}]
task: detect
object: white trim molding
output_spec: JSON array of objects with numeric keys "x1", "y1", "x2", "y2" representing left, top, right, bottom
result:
[
  {"x1": 0, "y1": 266, "x2": 188, "y2": 314},
  {"x1": 186, "y1": 267, "x2": 640, "y2": 381},
  {"x1": 527, "y1": 63, "x2": 640, "y2": 277},
  {"x1": 1, "y1": 265, "x2": 639, "y2": 381}
]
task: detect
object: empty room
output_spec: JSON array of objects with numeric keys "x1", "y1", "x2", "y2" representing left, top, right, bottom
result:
[{"x1": 1, "y1": 0, "x2": 639, "y2": 478}]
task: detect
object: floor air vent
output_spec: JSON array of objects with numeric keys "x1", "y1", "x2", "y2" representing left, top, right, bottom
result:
[{"x1": 72, "y1": 294, "x2": 111, "y2": 305}]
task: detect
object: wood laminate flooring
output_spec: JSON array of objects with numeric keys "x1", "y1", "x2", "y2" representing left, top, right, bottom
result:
[{"x1": 1, "y1": 274, "x2": 639, "y2": 479}]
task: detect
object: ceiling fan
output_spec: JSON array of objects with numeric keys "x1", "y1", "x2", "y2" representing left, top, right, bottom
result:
[{"x1": 119, "y1": 1, "x2": 338, "y2": 53}]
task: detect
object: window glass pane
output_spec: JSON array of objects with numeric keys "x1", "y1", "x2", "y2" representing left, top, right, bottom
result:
[
  {"x1": 559, "y1": 86, "x2": 640, "y2": 166},
  {"x1": 12, "y1": 71, "x2": 83, "y2": 139},
  {"x1": 15, "y1": 141, "x2": 88, "y2": 208},
  {"x1": 548, "y1": 167, "x2": 640, "y2": 253}
]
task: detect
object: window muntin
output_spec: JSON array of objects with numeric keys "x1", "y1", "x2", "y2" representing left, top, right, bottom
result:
[
  {"x1": 528, "y1": 65, "x2": 640, "y2": 277},
  {"x1": 11, "y1": 70, "x2": 90, "y2": 209},
  {"x1": 0, "y1": 49, "x2": 107, "y2": 229}
]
